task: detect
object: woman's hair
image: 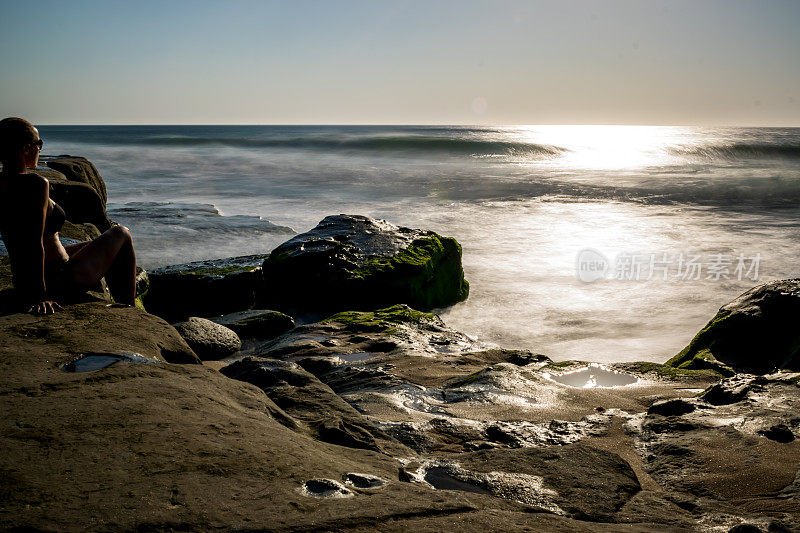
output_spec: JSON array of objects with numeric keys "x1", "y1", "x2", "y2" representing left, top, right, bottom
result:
[{"x1": 0, "y1": 117, "x2": 37, "y2": 165}]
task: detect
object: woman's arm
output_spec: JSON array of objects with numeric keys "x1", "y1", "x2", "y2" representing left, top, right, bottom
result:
[{"x1": 13, "y1": 176, "x2": 61, "y2": 314}]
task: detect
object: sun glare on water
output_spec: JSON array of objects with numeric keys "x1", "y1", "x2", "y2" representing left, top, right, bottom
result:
[{"x1": 507, "y1": 125, "x2": 692, "y2": 170}]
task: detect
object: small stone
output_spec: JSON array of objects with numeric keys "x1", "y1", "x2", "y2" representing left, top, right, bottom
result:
[{"x1": 174, "y1": 317, "x2": 241, "y2": 360}]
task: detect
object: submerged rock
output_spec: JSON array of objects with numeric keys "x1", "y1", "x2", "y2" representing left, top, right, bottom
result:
[
  {"x1": 260, "y1": 214, "x2": 469, "y2": 313},
  {"x1": 455, "y1": 444, "x2": 641, "y2": 521},
  {"x1": 174, "y1": 317, "x2": 241, "y2": 360},
  {"x1": 144, "y1": 254, "x2": 266, "y2": 322},
  {"x1": 667, "y1": 279, "x2": 800, "y2": 374},
  {"x1": 212, "y1": 309, "x2": 294, "y2": 339}
]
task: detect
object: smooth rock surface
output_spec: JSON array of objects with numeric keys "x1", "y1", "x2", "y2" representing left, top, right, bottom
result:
[{"x1": 174, "y1": 317, "x2": 242, "y2": 360}]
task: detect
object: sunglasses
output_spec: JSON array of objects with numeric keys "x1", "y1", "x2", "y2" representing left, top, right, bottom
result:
[{"x1": 29, "y1": 139, "x2": 43, "y2": 149}]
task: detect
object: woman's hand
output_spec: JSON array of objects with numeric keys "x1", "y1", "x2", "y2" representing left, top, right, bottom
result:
[{"x1": 27, "y1": 300, "x2": 63, "y2": 315}]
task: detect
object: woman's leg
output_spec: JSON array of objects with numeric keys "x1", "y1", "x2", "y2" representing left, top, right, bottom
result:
[
  {"x1": 68, "y1": 226, "x2": 137, "y2": 305},
  {"x1": 63, "y1": 241, "x2": 89, "y2": 256}
]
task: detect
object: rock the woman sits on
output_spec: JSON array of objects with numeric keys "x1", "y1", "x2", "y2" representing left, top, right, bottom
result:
[{"x1": 0, "y1": 117, "x2": 136, "y2": 314}]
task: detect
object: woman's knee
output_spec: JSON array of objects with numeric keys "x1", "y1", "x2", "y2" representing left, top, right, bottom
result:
[{"x1": 108, "y1": 225, "x2": 132, "y2": 242}]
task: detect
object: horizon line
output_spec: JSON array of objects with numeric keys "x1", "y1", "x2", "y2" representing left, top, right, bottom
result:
[{"x1": 34, "y1": 123, "x2": 800, "y2": 128}]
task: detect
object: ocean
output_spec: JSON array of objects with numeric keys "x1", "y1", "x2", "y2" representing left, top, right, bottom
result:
[{"x1": 36, "y1": 125, "x2": 800, "y2": 363}]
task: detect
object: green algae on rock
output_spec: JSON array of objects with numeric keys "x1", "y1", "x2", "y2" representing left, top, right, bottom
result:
[
  {"x1": 261, "y1": 214, "x2": 469, "y2": 313},
  {"x1": 666, "y1": 279, "x2": 800, "y2": 375},
  {"x1": 144, "y1": 254, "x2": 267, "y2": 322},
  {"x1": 322, "y1": 304, "x2": 445, "y2": 334}
]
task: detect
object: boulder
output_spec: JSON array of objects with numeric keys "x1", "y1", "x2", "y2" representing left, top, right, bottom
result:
[
  {"x1": 173, "y1": 316, "x2": 241, "y2": 360},
  {"x1": 143, "y1": 254, "x2": 266, "y2": 322},
  {"x1": 36, "y1": 164, "x2": 111, "y2": 232},
  {"x1": 666, "y1": 279, "x2": 800, "y2": 374},
  {"x1": 45, "y1": 155, "x2": 107, "y2": 203},
  {"x1": 260, "y1": 214, "x2": 469, "y2": 313},
  {"x1": 60, "y1": 220, "x2": 101, "y2": 242},
  {"x1": 211, "y1": 309, "x2": 294, "y2": 339}
]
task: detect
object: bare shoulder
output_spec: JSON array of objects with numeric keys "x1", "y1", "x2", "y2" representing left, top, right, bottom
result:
[
  {"x1": 25, "y1": 173, "x2": 50, "y2": 188},
  {"x1": 15, "y1": 173, "x2": 50, "y2": 198},
  {"x1": 4, "y1": 174, "x2": 51, "y2": 206}
]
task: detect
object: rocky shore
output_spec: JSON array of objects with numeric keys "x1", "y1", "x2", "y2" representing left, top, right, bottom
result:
[{"x1": 2, "y1": 157, "x2": 799, "y2": 532}]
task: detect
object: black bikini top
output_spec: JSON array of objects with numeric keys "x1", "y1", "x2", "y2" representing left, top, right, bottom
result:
[{"x1": 45, "y1": 201, "x2": 66, "y2": 234}]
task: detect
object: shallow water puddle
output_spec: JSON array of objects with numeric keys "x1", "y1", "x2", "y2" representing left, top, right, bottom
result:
[
  {"x1": 551, "y1": 367, "x2": 637, "y2": 388},
  {"x1": 62, "y1": 352, "x2": 157, "y2": 372},
  {"x1": 423, "y1": 467, "x2": 491, "y2": 495},
  {"x1": 337, "y1": 352, "x2": 377, "y2": 363},
  {"x1": 299, "y1": 479, "x2": 353, "y2": 499}
]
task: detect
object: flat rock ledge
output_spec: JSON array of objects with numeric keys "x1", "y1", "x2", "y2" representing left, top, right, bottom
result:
[{"x1": 3, "y1": 296, "x2": 800, "y2": 530}]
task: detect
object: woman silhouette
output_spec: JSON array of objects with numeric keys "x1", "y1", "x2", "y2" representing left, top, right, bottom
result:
[{"x1": 0, "y1": 117, "x2": 136, "y2": 314}]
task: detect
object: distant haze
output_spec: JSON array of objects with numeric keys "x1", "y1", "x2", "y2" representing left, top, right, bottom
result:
[{"x1": 2, "y1": 0, "x2": 799, "y2": 126}]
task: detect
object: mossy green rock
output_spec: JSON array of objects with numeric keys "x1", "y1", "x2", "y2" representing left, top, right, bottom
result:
[
  {"x1": 261, "y1": 214, "x2": 469, "y2": 312},
  {"x1": 322, "y1": 304, "x2": 444, "y2": 333},
  {"x1": 144, "y1": 255, "x2": 267, "y2": 322},
  {"x1": 666, "y1": 279, "x2": 800, "y2": 374}
]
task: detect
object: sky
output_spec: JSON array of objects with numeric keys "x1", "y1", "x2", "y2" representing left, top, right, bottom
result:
[{"x1": 1, "y1": 0, "x2": 799, "y2": 126}]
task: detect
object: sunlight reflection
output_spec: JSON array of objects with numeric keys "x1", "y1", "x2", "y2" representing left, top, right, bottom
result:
[{"x1": 506, "y1": 125, "x2": 694, "y2": 170}]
